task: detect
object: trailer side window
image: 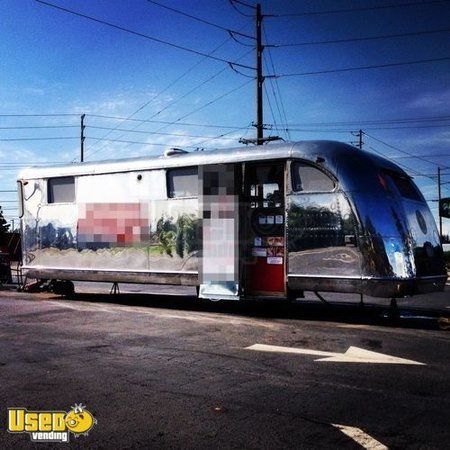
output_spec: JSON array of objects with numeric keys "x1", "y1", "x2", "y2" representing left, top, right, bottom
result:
[
  {"x1": 292, "y1": 163, "x2": 335, "y2": 192},
  {"x1": 167, "y1": 167, "x2": 198, "y2": 198},
  {"x1": 384, "y1": 172, "x2": 423, "y2": 202},
  {"x1": 48, "y1": 176, "x2": 75, "y2": 203}
]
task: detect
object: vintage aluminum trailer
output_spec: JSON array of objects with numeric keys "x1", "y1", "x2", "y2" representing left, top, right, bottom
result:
[{"x1": 17, "y1": 141, "x2": 447, "y2": 300}]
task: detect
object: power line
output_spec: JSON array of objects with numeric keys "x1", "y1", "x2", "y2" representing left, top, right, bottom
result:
[
  {"x1": 365, "y1": 132, "x2": 449, "y2": 168},
  {"x1": 263, "y1": 83, "x2": 280, "y2": 136},
  {"x1": 267, "y1": 0, "x2": 450, "y2": 18},
  {"x1": 87, "y1": 114, "x2": 244, "y2": 129},
  {"x1": 86, "y1": 50, "x2": 253, "y2": 159},
  {"x1": 35, "y1": 0, "x2": 256, "y2": 70},
  {"x1": 85, "y1": 63, "x2": 230, "y2": 156},
  {"x1": 0, "y1": 113, "x2": 77, "y2": 117},
  {"x1": 279, "y1": 115, "x2": 450, "y2": 126},
  {"x1": 228, "y1": 0, "x2": 254, "y2": 17},
  {"x1": 368, "y1": 146, "x2": 429, "y2": 178},
  {"x1": 145, "y1": 0, "x2": 254, "y2": 40},
  {"x1": 391, "y1": 153, "x2": 450, "y2": 159},
  {"x1": 146, "y1": 78, "x2": 254, "y2": 131},
  {"x1": 287, "y1": 124, "x2": 450, "y2": 131},
  {"x1": 270, "y1": 56, "x2": 450, "y2": 78},
  {"x1": 88, "y1": 79, "x2": 254, "y2": 160},
  {"x1": 368, "y1": 146, "x2": 450, "y2": 197},
  {"x1": 87, "y1": 137, "x2": 212, "y2": 149},
  {"x1": 87, "y1": 125, "x2": 240, "y2": 140},
  {"x1": 0, "y1": 137, "x2": 78, "y2": 141},
  {"x1": 84, "y1": 22, "x2": 252, "y2": 155},
  {"x1": 183, "y1": 122, "x2": 252, "y2": 150},
  {"x1": 262, "y1": 29, "x2": 290, "y2": 140},
  {"x1": 83, "y1": 113, "x2": 450, "y2": 130},
  {"x1": 0, "y1": 161, "x2": 65, "y2": 165},
  {"x1": 270, "y1": 27, "x2": 450, "y2": 47},
  {"x1": 0, "y1": 125, "x2": 78, "y2": 130}
]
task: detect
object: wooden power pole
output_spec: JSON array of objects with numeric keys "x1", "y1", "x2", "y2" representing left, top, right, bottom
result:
[
  {"x1": 438, "y1": 166, "x2": 443, "y2": 239},
  {"x1": 239, "y1": 2, "x2": 280, "y2": 146},
  {"x1": 80, "y1": 113, "x2": 86, "y2": 162},
  {"x1": 255, "y1": 3, "x2": 263, "y2": 145}
]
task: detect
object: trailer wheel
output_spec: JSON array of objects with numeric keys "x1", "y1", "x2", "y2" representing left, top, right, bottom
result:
[
  {"x1": 286, "y1": 287, "x2": 304, "y2": 302},
  {"x1": 50, "y1": 280, "x2": 75, "y2": 297}
]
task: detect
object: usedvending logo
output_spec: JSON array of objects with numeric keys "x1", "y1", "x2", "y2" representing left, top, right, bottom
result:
[{"x1": 7, "y1": 403, "x2": 96, "y2": 443}]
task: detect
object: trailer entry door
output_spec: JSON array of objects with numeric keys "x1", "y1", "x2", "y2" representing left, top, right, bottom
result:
[
  {"x1": 198, "y1": 164, "x2": 240, "y2": 300},
  {"x1": 244, "y1": 162, "x2": 286, "y2": 296}
]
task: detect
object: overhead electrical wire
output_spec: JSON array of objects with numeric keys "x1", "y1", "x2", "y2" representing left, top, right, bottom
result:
[
  {"x1": 0, "y1": 113, "x2": 78, "y2": 117},
  {"x1": 185, "y1": 122, "x2": 252, "y2": 150},
  {"x1": 270, "y1": 27, "x2": 450, "y2": 47},
  {"x1": 141, "y1": 78, "x2": 253, "y2": 131},
  {"x1": 287, "y1": 124, "x2": 450, "y2": 131},
  {"x1": 0, "y1": 125, "x2": 78, "y2": 129},
  {"x1": 365, "y1": 132, "x2": 449, "y2": 168},
  {"x1": 140, "y1": 47, "x2": 253, "y2": 121},
  {"x1": 145, "y1": 0, "x2": 254, "y2": 40},
  {"x1": 0, "y1": 137, "x2": 78, "y2": 141},
  {"x1": 267, "y1": 0, "x2": 450, "y2": 18},
  {"x1": 262, "y1": 28, "x2": 290, "y2": 140},
  {"x1": 368, "y1": 146, "x2": 429, "y2": 177},
  {"x1": 228, "y1": 0, "x2": 254, "y2": 17},
  {"x1": 84, "y1": 18, "x2": 253, "y2": 154},
  {"x1": 85, "y1": 60, "x2": 232, "y2": 155},
  {"x1": 269, "y1": 56, "x2": 450, "y2": 78},
  {"x1": 88, "y1": 78, "x2": 253, "y2": 160},
  {"x1": 368, "y1": 146, "x2": 450, "y2": 196},
  {"x1": 388, "y1": 153, "x2": 450, "y2": 159},
  {"x1": 263, "y1": 83, "x2": 281, "y2": 136},
  {"x1": 86, "y1": 48, "x2": 253, "y2": 159},
  {"x1": 34, "y1": 0, "x2": 256, "y2": 70},
  {"x1": 5, "y1": 113, "x2": 445, "y2": 129},
  {"x1": 86, "y1": 137, "x2": 212, "y2": 150},
  {"x1": 87, "y1": 125, "x2": 240, "y2": 140},
  {"x1": 87, "y1": 114, "x2": 245, "y2": 129},
  {"x1": 279, "y1": 115, "x2": 450, "y2": 126}
]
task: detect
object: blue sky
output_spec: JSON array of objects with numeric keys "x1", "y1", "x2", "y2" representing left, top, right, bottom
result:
[{"x1": 0, "y1": 0, "x2": 449, "y2": 233}]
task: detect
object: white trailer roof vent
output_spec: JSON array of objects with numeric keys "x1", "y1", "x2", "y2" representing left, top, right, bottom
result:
[{"x1": 164, "y1": 148, "x2": 189, "y2": 157}]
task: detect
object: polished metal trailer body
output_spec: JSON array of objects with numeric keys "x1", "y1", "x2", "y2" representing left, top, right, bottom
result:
[{"x1": 18, "y1": 141, "x2": 447, "y2": 299}]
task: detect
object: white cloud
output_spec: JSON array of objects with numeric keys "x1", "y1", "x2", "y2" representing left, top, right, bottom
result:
[{"x1": 407, "y1": 88, "x2": 450, "y2": 111}]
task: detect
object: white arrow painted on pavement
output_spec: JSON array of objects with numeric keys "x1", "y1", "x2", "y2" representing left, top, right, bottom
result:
[
  {"x1": 246, "y1": 343, "x2": 425, "y2": 365},
  {"x1": 332, "y1": 424, "x2": 388, "y2": 450}
]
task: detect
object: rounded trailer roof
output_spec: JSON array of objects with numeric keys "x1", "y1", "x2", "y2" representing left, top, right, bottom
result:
[{"x1": 18, "y1": 140, "x2": 403, "y2": 180}]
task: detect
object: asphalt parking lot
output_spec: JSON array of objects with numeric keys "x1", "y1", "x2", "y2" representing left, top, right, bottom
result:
[{"x1": 0, "y1": 285, "x2": 449, "y2": 449}]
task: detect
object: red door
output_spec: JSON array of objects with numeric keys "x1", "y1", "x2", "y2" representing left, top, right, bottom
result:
[{"x1": 244, "y1": 163, "x2": 286, "y2": 296}]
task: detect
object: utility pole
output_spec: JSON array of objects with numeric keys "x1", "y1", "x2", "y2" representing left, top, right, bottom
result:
[
  {"x1": 438, "y1": 166, "x2": 442, "y2": 239},
  {"x1": 238, "y1": 2, "x2": 280, "y2": 146},
  {"x1": 256, "y1": 3, "x2": 263, "y2": 145},
  {"x1": 358, "y1": 129, "x2": 363, "y2": 150},
  {"x1": 351, "y1": 129, "x2": 364, "y2": 149},
  {"x1": 80, "y1": 113, "x2": 86, "y2": 162}
]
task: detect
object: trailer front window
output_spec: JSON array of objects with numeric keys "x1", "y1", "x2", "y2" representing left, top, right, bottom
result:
[
  {"x1": 291, "y1": 162, "x2": 335, "y2": 192},
  {"x1": 48, "y1": 176, "x2": 75, "y2": 203},
  {"x1": 167, "y1": 167, "x2": 198, "y2": 198}
]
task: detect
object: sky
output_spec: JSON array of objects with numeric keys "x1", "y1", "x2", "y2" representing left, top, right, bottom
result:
[{"x1": 0, "y1": 0, "x2": 449, "y2": 233}]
